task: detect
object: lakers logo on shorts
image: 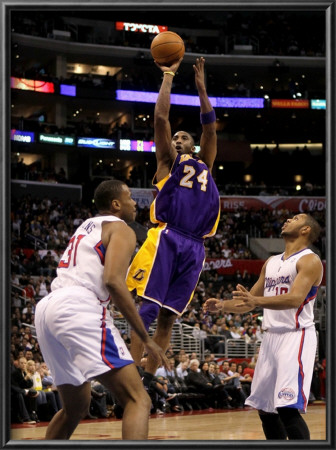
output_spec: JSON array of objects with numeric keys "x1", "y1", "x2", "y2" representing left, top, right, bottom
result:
[{"x1": 133, "y1": 269, "x2": 146, "y2": 281}]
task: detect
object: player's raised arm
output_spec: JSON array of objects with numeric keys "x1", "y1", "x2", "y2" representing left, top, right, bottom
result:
[
  {"x1": 194, "y1": 57, "x2": 217, "y2": 171},
  {"x1": 153, "y1": 58, "x2": 183, "y2": 181}
]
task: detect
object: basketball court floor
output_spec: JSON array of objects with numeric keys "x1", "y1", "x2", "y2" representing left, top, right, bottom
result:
[{"x1": 10, "y1": 402, "x2": 326, "y2": 441}]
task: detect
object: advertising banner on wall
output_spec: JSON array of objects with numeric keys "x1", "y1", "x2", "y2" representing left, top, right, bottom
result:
[
  {"x1": 129, "y1": 192, "x2": 325, "y2": 213},
  {"x1": 11, "y1": 129, "x2": 35, "y2": 143},
  {"x1": 77, "y1": 137, "x2": 116, "y2": 149},
  {"x1": 204, "y1": 258, "x2": 326, "y2": 284},
  {"x1": 220, "y1": 196, "x2": 326, "y2": 212},
  {"x1": 39, "y1": 133, "x2": 75, "y2": 146}
]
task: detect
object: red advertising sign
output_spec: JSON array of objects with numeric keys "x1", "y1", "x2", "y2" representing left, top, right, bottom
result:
[
  {"x1": 271, "y1": 99, "x2": 309, "y2": 109},
  {"x1": 115, "y1": 22, "x2": 168, "y2": 33},
  {"x1": 133, "y1": 192, "x2": 326, "y2": 213},
  {"x1": 204, "y1": 258, "x2": 326, "y2": 284},
  {"x1": 10, "y1": 77, "x2": 54, "y2": 93},
  {"x1": 220, "y1": 196, "x2": 326, "y2": 212}
]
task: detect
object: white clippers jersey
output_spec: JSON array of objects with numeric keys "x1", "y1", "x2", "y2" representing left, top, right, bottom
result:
[
  {"x1": 51, "y1": 216, "x2": 123, "y2": 303},
  {"x1": 262, "y1": 248, "x2": 323, "y2": 331}
]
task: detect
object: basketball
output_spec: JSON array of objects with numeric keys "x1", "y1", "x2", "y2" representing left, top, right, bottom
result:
[{"x1": 150, "y1": 31, "x2": 185, "y2": 65}]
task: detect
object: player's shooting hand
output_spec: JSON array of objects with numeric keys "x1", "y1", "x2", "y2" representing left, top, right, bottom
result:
[
  {"x1": 143, "y1": 339, "x2": 170, "y2": 369},
  {"x1": 203, "y1": 298, "x2": 223, "y2": 314},
  {"x1": 232, "y1": 284, "x2": 258, "y2": 308},
  {"x1": 154, "y1": 57, "x2": 183, "y2": 74},
  {"x1": 193, "y1": 57, "x2": 206, "y2": 90}
]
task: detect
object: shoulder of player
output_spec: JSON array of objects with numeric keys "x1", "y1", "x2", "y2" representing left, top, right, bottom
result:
[
  {"x1": 102, "y1": 220, "x2": 136, "y2": 243},
  {"x1": 296, "y1": 252, "x2": 323, "y2": 282},
  {"x1": 297, "y1": 251, "x2": 322, "y2": 267},
  {"x1": 192, "y1": 152, "x2": 212, "y2": 168}
]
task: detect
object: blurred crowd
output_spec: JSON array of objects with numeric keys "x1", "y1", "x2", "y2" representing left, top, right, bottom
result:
[
  {"x1": 11, "y1": 144, "x2": 326, "y2": 198},
  {"x1": 11, "y1": 11, "x2": 324, "y2": 58}
]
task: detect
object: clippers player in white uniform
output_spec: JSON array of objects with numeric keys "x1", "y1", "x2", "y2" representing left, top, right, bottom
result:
[
  {"x1": 204, "y1": 213, "x2": 323, "y2": 439},
  {"x1": 35, "y1": 180, "x2": 168, "y2": 440}
]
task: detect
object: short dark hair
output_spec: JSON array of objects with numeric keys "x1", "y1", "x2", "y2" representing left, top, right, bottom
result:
[
  {"x1": 304, "y1": 214, "x2": 321, "y2": 243},
  {"x1": 93, "y1": 180, "x2": 126, "y2": 211}
]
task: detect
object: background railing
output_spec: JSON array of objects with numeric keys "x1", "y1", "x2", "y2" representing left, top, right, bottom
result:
[{"x1": 18, "y1": 312, "x2": 320, "y2": 361}]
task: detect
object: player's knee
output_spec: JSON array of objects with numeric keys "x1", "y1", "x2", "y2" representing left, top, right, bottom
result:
[
  {"x1": 63, "y1": 401, "x2": 89, "y2": 421},
  {"x1": 140, "y1": 389, "x2": 152, "y2": 410},
  {"x1": 139, "y1": 299, "x2": 160, "y2": 330},
  {"x1": 124, "y1": 385, "x2": 152, "y2": 411}
]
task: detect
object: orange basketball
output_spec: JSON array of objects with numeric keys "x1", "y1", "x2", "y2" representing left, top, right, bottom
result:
[{"x1": 150, "y1": 31, "x2": 185, "y2": 65}]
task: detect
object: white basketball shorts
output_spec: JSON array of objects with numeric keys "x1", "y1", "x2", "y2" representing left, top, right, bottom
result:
[
  {"x1": 34, "y1": 286, "x2": 134, "y2": 386},
  {"x1": 245, "y1": 327, "x2": 316, "y2": 413}
]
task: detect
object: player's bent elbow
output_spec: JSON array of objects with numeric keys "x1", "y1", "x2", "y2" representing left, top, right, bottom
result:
[{"x1": 104, "y1": 277, "x2": 125, "y2": 295}]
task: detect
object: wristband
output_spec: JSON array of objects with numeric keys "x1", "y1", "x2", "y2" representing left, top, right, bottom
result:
[
  {"x1": 164, "y1": 71, "x2": 175, "y2": 77},
  {"x1": 200, "y1": 109, "x2": 216, "y2": 124}
]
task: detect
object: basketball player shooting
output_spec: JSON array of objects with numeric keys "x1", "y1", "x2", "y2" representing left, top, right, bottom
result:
[
  {"x1": 204, "y1": 213, "x2": 323, "y2": 440},
  {"x1": 126, "y1": 56, "x2": 221, "y2": 390}
]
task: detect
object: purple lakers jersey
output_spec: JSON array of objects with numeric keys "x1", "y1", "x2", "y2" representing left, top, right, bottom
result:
[{"x1": 150, "y1": 153, "x2": 220, "y2": 238}]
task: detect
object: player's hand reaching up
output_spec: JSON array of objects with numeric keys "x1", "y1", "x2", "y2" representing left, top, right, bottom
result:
[
  {"x1": 193, "y1": 57, "x2": 206, "y2": 91},
  {"x1": 154, "y1": 56, "x2": 183, "y2": 74}
]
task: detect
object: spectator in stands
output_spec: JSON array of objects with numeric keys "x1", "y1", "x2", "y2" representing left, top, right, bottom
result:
[
  {"x1": 39, "y1": 362, "x2": 62, "y2": 411},
  {"x1": 243, "y1": 326, "x2": 257, "y2": 352},
  {"x1": 192, "y1": 322, "x2": 207, "y2": 341},
  {"x1": 237, "y1": 363, "x2": 253, "y2": 397},
  {"x1": 11, "y1": 292, "x2": 22, "y2": 309},
  {"x1": 22, "y1": 278, "x2": 36, "y2": 300},
  {"x1": 26, "y1": 360, "x2": 60, "y2": 420},
  {"x1": 176, "y1": 353, "x2": 190, "y2": 370},
  {"x1": 23, "y1": 349, "x2": 34, "y2": 361},
  {"x1": 181, "y1": 304, "x2": 199, "y2": 326},
  {"x1": 41, "y1": 251, "x2": 58, "y2": 277},
  {"x1": 221, "y1": 361, "x2": 246, "y2": 408},
  {"x1": 185, "y1": 359, "x2": 219, "y2": 408},
  {"x1": 87, "y1": 381, "x2": 110, "y2": 419},
  {"x1": 11, "y1": 357, "x2": 39, "y2": 423},
  {"x1": 228, "y1": 362, "x2": 247, "y2": 407},
  {"x1": 243, "y1": 361, "x2": 256, "y2": 379},
  {"x1": 207, "y1": 323, "x2": 227, "y2": 354},
  {"x1": 153, "y1": 376, "x2": 182, "y2": 413},
  {"x1": 202, "y1": 361, "x2": 234, "y2": 409},
  {"x1": 35, "y1": 275, "x2": 49, "y2": 299},
  {"x1": 176, "y1": 360, "x2": 190, "y2": 380},
  {"x1": 229, "y1": 325, "x2": 242, "y2": 339}
]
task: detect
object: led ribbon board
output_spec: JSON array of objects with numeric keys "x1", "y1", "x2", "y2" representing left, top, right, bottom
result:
[{"x1": 116, "y1": 90, "x2": 264, "y2": 108}]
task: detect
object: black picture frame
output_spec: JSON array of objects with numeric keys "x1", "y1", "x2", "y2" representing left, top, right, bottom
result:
[{"x1": 2, "y1": 1, "x2": 335, "y2": 449}]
